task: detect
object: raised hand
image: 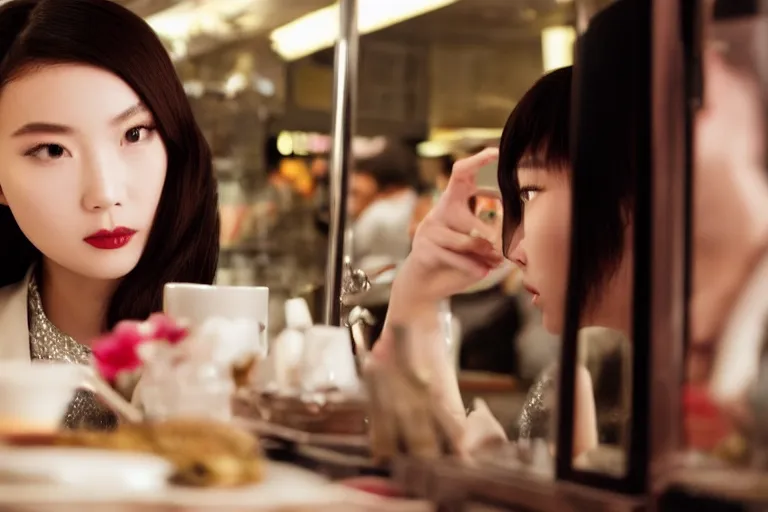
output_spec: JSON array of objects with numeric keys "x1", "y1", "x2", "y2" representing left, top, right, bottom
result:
[{"x1": 394, "y1": 148, "x2": 505, "y2": 306}]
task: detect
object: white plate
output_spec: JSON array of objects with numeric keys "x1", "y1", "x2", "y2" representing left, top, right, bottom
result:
[
  {"x1": 0, "y1": 459, "x2": 379, "y2": 509},
  {"x1": 0, "y1": 448, "x2": 172, "y2": 491}
]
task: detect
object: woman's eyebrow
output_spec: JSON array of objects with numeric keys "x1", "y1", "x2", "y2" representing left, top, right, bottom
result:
[
  {"x1": 12, "y1": 122, "x2": 71, "y2": 137},
  {"x1": 111, "y1": 102, "x2": 147, "y2": 125},
  {"x1": 12, "y1": 102, "x2": 148, "y2": 138}
]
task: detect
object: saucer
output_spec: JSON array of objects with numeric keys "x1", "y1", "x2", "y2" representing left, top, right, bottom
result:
[{"x1": 0, "y1": 447, "x2": 172, "y2": 491}]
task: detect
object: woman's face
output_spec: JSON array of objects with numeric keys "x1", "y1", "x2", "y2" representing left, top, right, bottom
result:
[
  {"x1": 507, "y1": 168, "x2": 572, "y2": 333},
  {"x1": 0, "y1": 64, "x2": 167, "y2": 281}
]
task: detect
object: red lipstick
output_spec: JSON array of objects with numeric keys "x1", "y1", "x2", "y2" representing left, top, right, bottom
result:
[{"x1": 84, "y1": 227, "x2": 136, "y2": 250}]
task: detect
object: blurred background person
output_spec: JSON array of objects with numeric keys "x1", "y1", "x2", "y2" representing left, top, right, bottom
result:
[{"x1": 349, "y1": 140, "x2": 419, "y2": 272}]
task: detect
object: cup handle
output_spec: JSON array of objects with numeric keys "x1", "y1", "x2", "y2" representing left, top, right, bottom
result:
[{"x1": 76, "y1": 366, "x2": 144, "y2": 423}]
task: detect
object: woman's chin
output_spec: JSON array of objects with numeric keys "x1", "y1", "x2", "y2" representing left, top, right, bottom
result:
[{"x1": 541, "y1": 312, "x2": 564, "y2": 336}]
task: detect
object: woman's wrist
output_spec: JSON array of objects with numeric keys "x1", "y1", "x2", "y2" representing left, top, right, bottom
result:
[{"x1": 387, "y1": 263, "x2": 440, "y2": 323}]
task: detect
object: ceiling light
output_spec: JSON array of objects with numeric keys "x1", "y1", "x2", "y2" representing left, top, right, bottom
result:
[
  {"x1": 541, "y1": 25, "x2": 576, "y2": 73},
  {"x1": 146, "y1": 0, "x2": 254, "y2": 42},
  {"x1": 183, "y1": 80, "x2": 205, "y2": 98},
  {"x1": 270, "y1": 0, "x2": 459, "y2": 62},
  {"x1": 429, "y1": 128, "x2": 504, "y2": 142},
  {"x1": 417, "y1": 140, "x2": 452, "y2": 158}
]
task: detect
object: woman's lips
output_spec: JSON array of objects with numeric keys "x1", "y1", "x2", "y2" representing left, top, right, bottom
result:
[
  {"x1": 523, "y1": 283, "x2": 540, "y2": 304},
  {"x1": 84, "y1": 227, "x2": 137, "y2": 250}
]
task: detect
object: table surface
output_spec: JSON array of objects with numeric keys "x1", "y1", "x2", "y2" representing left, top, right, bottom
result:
[{"x1": 0, "y1": 460, "x2": 432, "y2": 511}]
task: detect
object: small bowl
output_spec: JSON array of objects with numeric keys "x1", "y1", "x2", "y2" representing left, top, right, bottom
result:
[{"x1": 0, "y1": 362, "x2": 83, "y2": 434}]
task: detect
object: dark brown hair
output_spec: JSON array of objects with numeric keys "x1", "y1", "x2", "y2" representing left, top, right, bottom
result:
[
  {"x1": 0, "y1": 0, "x2": 219, "y2": 328},
  {"x1": 498, "y1": 62, "x2": 637, "y2": 313},
  {"x1": 498, "y1": 66, "x2": 572, "y2": 254},
  {"x1": 568, "y1": 0, "x2": 646, "y2": 315}
]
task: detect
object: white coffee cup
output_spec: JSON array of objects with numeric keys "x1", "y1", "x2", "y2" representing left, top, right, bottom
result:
[
  {"x1": 0, "y1": 362, "x2": 82, "y2": 434},
  {"x1": 300, "y1": 325, "x2": 360, "y2": 394},
  {"x1": 163, "y1": 283, "x2": 269, "y2": 334}
]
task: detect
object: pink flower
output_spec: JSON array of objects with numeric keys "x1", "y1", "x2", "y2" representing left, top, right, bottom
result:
[
  {"x1": 146, "y1": 313, "x2": 188, "y2": 344},
  {"x1": 91, "y1": 333, "x2": 143, "y2": 383},
  {"x1": 91, "y1": 314, "x2": 188, "y2": 384}
]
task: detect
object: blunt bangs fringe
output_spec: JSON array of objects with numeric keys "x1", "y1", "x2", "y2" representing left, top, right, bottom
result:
[{"x1": 498, "y1": 66, "x2": 573, "y2": 255}]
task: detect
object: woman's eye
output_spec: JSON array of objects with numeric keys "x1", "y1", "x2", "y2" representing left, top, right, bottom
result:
[
  {"x1": 478, "y1": 209, "x2": 498, "y2": 223},
  {"x1": 124, "y1": 125, "x2": 155, "y2": 144},
  {"x1": 520, "y1": 188, "x2": 540, "y2": 203},
  {"x1": 25, "y1": 144, "x2": 70, "y2": 161}
]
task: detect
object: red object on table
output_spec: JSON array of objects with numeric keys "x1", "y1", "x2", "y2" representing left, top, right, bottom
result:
[
  {"x1": 339, "y1": 477, "x2": 407, "y2": 498},
  {"x1": 683, "y1": 384, "x2": 734, "y2": 450}
]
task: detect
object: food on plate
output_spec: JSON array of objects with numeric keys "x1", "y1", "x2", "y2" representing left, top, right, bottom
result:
[{"x1": 3, "y1": 419, "x2": 263, "y2": 488}]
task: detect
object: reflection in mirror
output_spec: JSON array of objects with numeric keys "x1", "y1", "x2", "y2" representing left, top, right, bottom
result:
[
  {"x1": 469, "y1": 189, "x2": 503, "y2": 251},
  {"x1": 686, "y1": 3, "x2": 768, "y2": 475},
  {"x1": 350, "y1": 0, "x2": 588, "y2": 474},
  {"x1": 487, "y1": 66, "x2": 576, "y2": 468},
  {"x1": 561, "y1": 0, "x2": 651, "y2": 478}
]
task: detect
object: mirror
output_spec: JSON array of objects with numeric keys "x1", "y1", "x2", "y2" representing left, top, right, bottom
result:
[
  {"x1": 469, "y1": 189, "x2": 504, "y2": 249},
  {"x1": 561, "y1": 0, "x2": 651, "y2": 479},
  {"x1": 685, "y1": 2, "x2": 768, "y2": 476}
]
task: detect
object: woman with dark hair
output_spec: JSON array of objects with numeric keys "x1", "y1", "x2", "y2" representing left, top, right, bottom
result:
[
  {"x1": 375, "y1": 58, "x2": 639, "y2": 457},
  {"x1": 375, "y1": 0, "x2": 645, "y2": 459},
  {"x1": 0, "y1": 0, "x2": 219, "y2": 429}
]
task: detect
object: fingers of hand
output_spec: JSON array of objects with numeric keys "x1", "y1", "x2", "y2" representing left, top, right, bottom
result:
[
  {"x1": 452, "y1": 147, "x2": 499, "y2": 177},
  {"x1": 428, "y1": 195, "x2": 500, "y2": 242},
  {"x1": 443, "y1": 148, "x2": 499, "y2": 203},
  {"x1": 428, "y1": 243, "x2": 494, "y2": 279},
  {"x1": 461, "y1": 399, "x2": 508, "y2": 455},
  {"x1": 422, "y1": 201, "x2": 501, "y2": 248},
  {"x1": 428, "y1": 226, "x2": 503, "y2": 267}
]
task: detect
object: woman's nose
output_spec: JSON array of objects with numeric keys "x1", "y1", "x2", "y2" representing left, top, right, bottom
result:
[
  {"x1": 506, "y1": 228, "x2": 527, "y2": 268},
  {"x1": 81, "y1": 159, "x2": 125, "y2": 211},
  {"x1": 509, "y1": 245, "x2": 527, "y2": 269}
]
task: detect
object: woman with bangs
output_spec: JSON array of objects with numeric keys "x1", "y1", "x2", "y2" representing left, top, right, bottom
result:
[{"x1": 376, "y1": 59, "x2": 636, "y2": 457}]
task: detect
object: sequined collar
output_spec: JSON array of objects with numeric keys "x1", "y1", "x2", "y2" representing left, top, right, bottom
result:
[
  {"x1": 26, "y1": 276, "x2": 117, "y2": 430},
  {"x1": 27, "y1": 275, "x2": 92, "y2": 365}
]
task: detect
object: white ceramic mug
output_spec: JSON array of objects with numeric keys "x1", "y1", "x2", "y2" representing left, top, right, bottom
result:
[
  {"x1": 0, "y1": 362, "x2": 82, "y2": 434},
  {"x1": 300, "y1": 325, "x2": 360, "y2": 394},
  {"x1": 163, "y1": 283, "x2": 269, "y2": 334}
]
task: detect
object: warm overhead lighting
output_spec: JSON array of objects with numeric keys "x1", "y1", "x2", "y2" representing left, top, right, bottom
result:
[
  {"x1": 541, "y1": 25, "x2": 576, "y2": 73},
  {"x1": 416, "y1": 128, "x2": 504, "y2": 157},
  {"x1": 276, "y1": 132, "x2": 294, "y2": 156},
  {"x1": 417, "y1": 140, "x2": 452, "y2": 158},
  {"x1": 169, "y1": 39, "x2": 188, "y2": 61},
  {"x1": 223, "y1": 72, "x2": 248, "y2": 99},
  {"x1": 429, "y1": 128, "x2": 504, "y2": 142},
  {"x1": 270, "y1": 0, "x2": 459, "y2": 61},
  {"x1": 146, "y1": 0, "x2": 255, "y2": 42},
  {"x1": 183, "y1": 80, "x2": 205, "y2": 98}
]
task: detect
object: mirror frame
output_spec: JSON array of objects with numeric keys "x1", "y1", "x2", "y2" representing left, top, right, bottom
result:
[{"x1": 554, "y1": 0, "x2": 695, "y2": 494}]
